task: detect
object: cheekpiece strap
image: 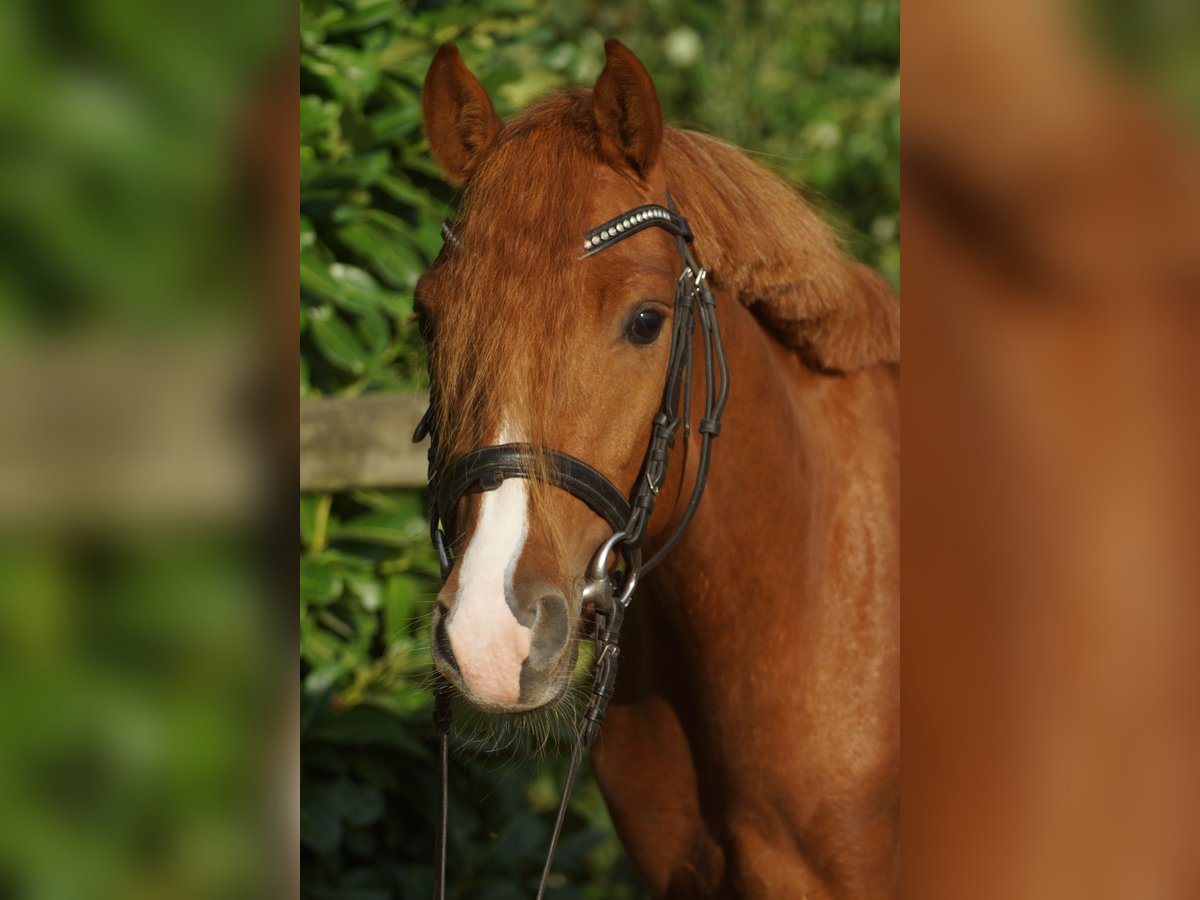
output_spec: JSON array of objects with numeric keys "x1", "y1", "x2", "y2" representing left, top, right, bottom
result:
[{"x1": 583, "y1": 204, "x2": 692, "y2": 257}]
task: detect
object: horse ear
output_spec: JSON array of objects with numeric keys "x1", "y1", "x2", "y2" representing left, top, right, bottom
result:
[
  {"x1": 592, "y1": 39, "x2": 663, "y2": 178},
  {"x1": 422, "y1": 44, "x2": 503, "y2": 186}
]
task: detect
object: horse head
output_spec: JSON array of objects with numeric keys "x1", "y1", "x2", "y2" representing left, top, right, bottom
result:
[{"x1": 417, "y1": 41, "x2": 688, "y2": 712}]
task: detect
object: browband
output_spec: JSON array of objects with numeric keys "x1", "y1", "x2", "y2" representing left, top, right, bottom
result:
[
  {"x1": 582, "y1": 204, "x2": 692, "y2": 256},
  {"x1": 440, "y1": 203, "x2": 692, "y2": 259}
]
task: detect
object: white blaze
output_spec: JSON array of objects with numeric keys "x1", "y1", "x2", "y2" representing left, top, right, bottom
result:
[{"x1": 445, "y1": 426, "x2": 532, "y2": 705}]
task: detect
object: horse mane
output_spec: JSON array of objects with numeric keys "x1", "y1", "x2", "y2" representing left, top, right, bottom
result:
[{"x1": 660, "y1": 128, "x2": 900, "y2": 372}]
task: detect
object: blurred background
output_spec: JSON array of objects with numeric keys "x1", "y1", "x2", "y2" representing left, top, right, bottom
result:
[
  {"x1": 299, "y1": 1, "x2": 897, "y2": 898},
  {"x1": 903, "y1": 0, "x2": 1200, "y2": 897}
]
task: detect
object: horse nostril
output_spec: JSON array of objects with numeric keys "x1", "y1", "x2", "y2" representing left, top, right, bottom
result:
[
  {"x1": 432, "y1": 611, "x2": 459, "y2": 675},
  {"x1": 526, "y1": 593, "x2": 570, "y2": 669}
]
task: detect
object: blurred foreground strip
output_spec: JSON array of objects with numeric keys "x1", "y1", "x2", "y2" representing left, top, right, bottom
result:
[
  {"x1": 0, "y1": 0, "x2": 290, "y2": 895},
  {"x1": 904, "y1": 0, "x2": 1200, "y2": 897},
  {"x1": 0, "y1": 338, "x2": 283, "y2": 900},
  {"x1": 0, "y1": 338, "x2": 260, "y2": 528}
]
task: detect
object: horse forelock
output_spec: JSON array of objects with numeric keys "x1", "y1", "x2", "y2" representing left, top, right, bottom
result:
[{"x1": 423, "y1": 91, "x2": 600, "y2": 543}]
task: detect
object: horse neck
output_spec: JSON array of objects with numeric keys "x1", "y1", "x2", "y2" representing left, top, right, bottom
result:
[{"x1": 643, "y1": 285, "x2": 900, "y2": 667}]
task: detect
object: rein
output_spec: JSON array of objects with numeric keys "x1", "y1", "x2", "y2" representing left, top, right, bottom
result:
[{"x1": 416, "y1": 194, "x2": 729, "y2": 898}]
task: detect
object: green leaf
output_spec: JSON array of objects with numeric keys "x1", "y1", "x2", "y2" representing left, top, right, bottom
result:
[
  {"x1": 301, "y1": 495, "x2": 319, "y2": 546},
  {"x1": 377, "y1": 289, "x2": 415, "y2": 320},
  {"x1": 304, "y1": 655, "x2": 360, "y2": 693},
  {"x1": 404, "y1": 220, "x2": 448, "y2": 261},
  {"x1": 315, "y1": 549, "x2": 376, "y2": 571},
  {"x1": 300, "y1": 95, "x2": 341, "y2": 141},
  {"x1": 356, "y1": 305, "x2": 390, "y2": 359},
  {"x1": 376, "y1": 35, "x2": 431, "y2": 72},
  {"x1": 330, "y1": 511, "x2": 426, "y2": 547},
  {"x1": 384, "y1": 574, "x2": 423, "y2": 641},
  {"x1": 345, "y1": 572, "x2": 383, "y2": 611},
  {"x1": 300, "y1": 798, "x2": 343, "y2": 857},
  {"x1": 337, "y1": 214, "x2": 425, "y2": 289},
  {"x1": 348, "y1": 489, "x2": 425, "y2": 516},
  {"x1": 369, "y1": 102, "x2": 423, "y2": 144},
  {"x1": 300, "y1": 250, "x2": 340, "y2": 304},
  {"x1": 307, "y1": 705, "x2": 430, "y2": 757},
  {"x1": 396, "y1": 151, "x2": 443, "y2": 180},
  {"x1": 326, "y1": 0, "x2": 401, "y2": 35},
  {"x1": 310, "y1": 305, "x2": 370, "y2": 375},
  {"x1": 485, "y1": 814, "x2": 550, "y2": 872},
  {"x1": 326, "y1": 262, "x2": 384, "y2": 314},
  {"x1": 332, "y1": 777, "x2": 385, "y2": 826},
  {"x1": 300, "y1": 144, "x2": 321, "y2": 187},
  {"x1": 351, "y1": 752, "x2": 400, "y2": 791},
  {"x1": 303, "y1": 46, "x2": 381, "y2": 109},
  {"x1": 301, "y1": 557, "x2": 343, "y2": 605},
  {"x1": 312, "y1": 150, "x2": 391, "y2": 189},
  {"x1": 300, "y1": 618, "x2": 343, "y2": 667},
  {"x1": 377, "y1": 174, "x2": 440, "y2": 213}
]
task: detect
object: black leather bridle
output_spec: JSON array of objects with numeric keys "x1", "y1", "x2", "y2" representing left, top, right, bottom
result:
[{"x1": 417, "y1": 194, "x2": 729, "y2": 899}]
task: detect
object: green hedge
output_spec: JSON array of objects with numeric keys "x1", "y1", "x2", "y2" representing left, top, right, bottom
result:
[{"x1": 300, "y1": 2, "x2": 897, "y2": 897}]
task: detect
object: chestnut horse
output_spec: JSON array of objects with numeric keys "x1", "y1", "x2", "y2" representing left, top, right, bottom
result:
[{"x1": 417, "y1": 40, "x2": 899, "y2": 898}]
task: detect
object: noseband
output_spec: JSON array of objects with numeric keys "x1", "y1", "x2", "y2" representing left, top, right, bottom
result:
[{"x1": 418, "y1": 194, "x2": 729, "y2": 899}]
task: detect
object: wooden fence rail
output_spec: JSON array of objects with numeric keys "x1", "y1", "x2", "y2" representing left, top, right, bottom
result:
[{"x1": 300, "y1": 392, "x2": 429, "y2": 492}]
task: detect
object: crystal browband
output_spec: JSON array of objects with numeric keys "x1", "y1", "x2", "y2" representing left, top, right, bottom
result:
[
  {"x1": 440, "y1": 202, "x2": 693, "y2": 259},
  {"x1": 582, "y1": 203, "x2": 693, "y2": 257}
]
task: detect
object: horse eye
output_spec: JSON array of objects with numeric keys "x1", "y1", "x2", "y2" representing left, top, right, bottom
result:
[{"x1": 626, "y1": 309, "x2": 665, "y2": 345}]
